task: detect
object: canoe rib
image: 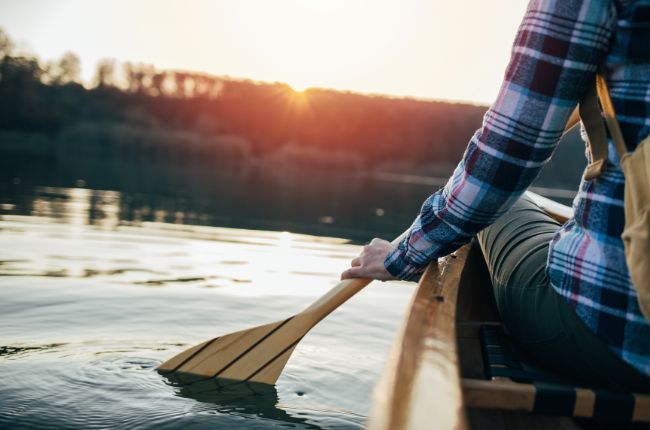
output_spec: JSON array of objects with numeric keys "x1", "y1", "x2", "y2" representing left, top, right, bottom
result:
[{"x1": 368, "y1": 245, "x2": 471, "y2": 430}]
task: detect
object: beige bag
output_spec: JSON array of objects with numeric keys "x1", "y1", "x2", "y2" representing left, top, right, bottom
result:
[{"x1": 578, "y1": 74, "x2": 650, "y2": 321}]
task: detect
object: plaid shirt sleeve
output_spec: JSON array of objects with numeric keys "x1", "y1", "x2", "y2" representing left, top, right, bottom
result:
[{"x1": 385, "y1": 0, "x2": 617, "y2": 280}]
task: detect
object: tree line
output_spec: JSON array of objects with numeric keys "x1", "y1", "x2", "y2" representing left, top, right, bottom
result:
[{"x1": 0, "y1": 28, "x2": 490, "y2": 174}]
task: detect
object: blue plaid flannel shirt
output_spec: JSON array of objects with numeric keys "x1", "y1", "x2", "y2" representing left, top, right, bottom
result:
[{"x1": 385, "y1": 0, "x2": 650, "y2": 376}]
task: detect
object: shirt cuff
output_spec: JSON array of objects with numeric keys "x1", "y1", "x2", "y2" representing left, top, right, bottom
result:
[{"x1": 384, "y1": 243, "x2": 426, "y2": 282}]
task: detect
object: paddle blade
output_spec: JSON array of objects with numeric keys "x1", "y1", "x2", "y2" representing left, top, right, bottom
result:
[{"x1": 158, "y1": 316, "x2": 305, "y2": 385}]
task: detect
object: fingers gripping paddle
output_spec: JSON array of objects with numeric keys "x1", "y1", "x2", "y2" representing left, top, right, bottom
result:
[{"x1": 158, "y1": 233, "x2": 407, "y2": 386}]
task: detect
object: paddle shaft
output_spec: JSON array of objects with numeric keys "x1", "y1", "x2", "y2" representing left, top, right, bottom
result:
[
  {"x1": 301, "y1": 277, "x2": 372, "y2": 318},
  {"x1": 300, "y1": 233, "x2": 408, "y2": 327}
]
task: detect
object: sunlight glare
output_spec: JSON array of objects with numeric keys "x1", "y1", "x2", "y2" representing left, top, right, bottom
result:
[
  {"x1": 284, "y1": 85, "x2": 313, "y2": 112},
  {"x1": 289, "y1": 82, "x2": 310, "y2": 93}
]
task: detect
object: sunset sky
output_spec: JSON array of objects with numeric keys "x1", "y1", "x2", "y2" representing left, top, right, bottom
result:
[{"x1": 1, "y1": 0, "x2": 527, "y2": 105}]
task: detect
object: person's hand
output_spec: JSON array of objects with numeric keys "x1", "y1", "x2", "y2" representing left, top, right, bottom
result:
[{"x1": 340, "y1": 238, "x2": 397, "y2": 281}]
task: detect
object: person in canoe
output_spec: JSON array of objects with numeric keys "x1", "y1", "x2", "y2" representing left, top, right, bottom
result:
[{"x1": 342, "y1": 0, "x2": 650, "y2": 392}]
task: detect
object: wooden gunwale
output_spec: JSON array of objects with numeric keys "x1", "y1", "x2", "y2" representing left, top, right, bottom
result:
[{"x1": 367, "y1": 245, "x2": 472, "y2": 430}]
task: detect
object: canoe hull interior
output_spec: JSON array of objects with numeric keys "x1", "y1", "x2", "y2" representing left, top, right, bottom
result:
[{"x1": 369, "y1": 242, "x2": 590, "y2": 430}]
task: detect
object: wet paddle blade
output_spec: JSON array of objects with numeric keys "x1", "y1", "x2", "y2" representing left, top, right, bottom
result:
[{"x1": 158, "y1": 316, "x2": 307, "y2": 385}]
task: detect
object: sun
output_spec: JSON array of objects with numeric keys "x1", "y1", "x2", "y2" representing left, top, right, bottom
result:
[
  {"x1": 288, "y1": 81, "x2": 310, "y2": 93},
  {"x1": 282, "y1": 83, "x2": 313, "y2": 112}
]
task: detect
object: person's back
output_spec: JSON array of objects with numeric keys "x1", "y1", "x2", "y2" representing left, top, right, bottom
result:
[{"x1": 547, "y1": 0, "x2": 650, "y2": 379}]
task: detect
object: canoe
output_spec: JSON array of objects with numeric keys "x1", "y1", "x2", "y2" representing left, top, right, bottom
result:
[{"x1": 367, "y1": 191, "x2": 650, "y2": 429}]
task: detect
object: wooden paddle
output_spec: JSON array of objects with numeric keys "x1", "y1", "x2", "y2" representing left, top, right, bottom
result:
[{"x1": 158, "y1": 233, "x2": 407, "y2": 386}]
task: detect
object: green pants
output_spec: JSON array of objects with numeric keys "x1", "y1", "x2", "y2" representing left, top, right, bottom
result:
[{"x1": 477, "y1": 194, "x2": 650, "y2": 393}]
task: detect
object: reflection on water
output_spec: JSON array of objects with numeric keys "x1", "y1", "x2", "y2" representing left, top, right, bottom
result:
[
  {"x1": 0, "y1": 157, "x2": 439, "y2": 243},
  {"x1": 0, "y1": 154, "x2": 575, "y2": 243},
  {"x1": 164, "y1": 375, "x2": 318, "y2": 428},
  {"x1": 0, "y1": 343, "x2": 68, "y2": 358},
  {"x1": 0, "y1": 194, "x2": 414, "y2": 429},
  {"x1": 31, "y1": 186, "x2": 122, "y2": 229}
]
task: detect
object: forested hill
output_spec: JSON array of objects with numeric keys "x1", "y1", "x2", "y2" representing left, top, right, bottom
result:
[{"x1": 0, "y1": 28, "x2": 489, "y2": 174}]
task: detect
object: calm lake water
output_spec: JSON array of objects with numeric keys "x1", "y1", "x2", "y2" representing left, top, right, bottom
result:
[
  {"x1": 0, "y1": 183, "x2": 416, "y2": 429},
  {"x1": 0, "y1": 154, "x2": 578, "y2": 429}
]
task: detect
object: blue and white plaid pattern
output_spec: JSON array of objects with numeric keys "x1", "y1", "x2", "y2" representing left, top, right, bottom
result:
[{"x1": 385, "y1": 0, "x2": 650, "y2": 376}]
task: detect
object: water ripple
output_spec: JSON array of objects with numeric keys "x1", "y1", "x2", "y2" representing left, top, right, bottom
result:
[{"x1": 0, "y1": 348, "x2": 362, "y2": 429}]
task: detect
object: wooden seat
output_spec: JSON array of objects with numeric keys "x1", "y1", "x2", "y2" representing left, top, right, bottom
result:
[{"x1": 461, "y1": 324, "x2": 650, "y2": 423}]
